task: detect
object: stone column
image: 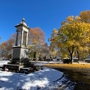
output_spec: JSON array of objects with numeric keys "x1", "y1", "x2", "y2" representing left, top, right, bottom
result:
[
  {"x1": 21, "y1": 30, "x2": 24, "y2": 46},
  {"x1": 26, "y1": 32, "x2": 28, "y2": 46},
  {"x1": 15, "y1": 31, "x2": 18, "y2": 46}
]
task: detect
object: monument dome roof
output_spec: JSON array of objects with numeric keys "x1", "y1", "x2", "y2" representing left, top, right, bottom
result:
[{"x1": 20, "y1": 18, "x2": 27, "y2": 26}]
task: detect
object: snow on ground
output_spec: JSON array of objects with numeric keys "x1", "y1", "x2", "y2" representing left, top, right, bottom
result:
[
  {"x1": 0, "y1": 60, "x2": 76, "y2": 90},
  {"x1": 0, "y1": 67, "x2": 64, "y2": 90},
  {"x1": 31, "y1": 60, "x2": 63, "y2": 67},
  {"x1": 0, "y1": 60, "x2": 10, "y2": 67}
]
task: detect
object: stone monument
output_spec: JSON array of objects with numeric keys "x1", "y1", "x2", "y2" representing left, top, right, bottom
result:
[
  {"x1": 4, "y1": 18, "x2": 29, "y2": 71},
  {"x1": 12, "y1": 18, "x2": 29, "y2": 65}
]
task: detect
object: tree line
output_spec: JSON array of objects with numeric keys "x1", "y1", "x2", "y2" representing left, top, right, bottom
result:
[
  {"x1": 0, "y1": 27, "x2": 49, "y2": 60},
  {"x1": 1, "y1": 10, "x2": 90, "y2": 62}
]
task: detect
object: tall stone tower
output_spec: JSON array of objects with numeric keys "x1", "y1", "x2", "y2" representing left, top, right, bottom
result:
[{"x1": 12, "y1": 18, "x2": 29, "y2": 65}]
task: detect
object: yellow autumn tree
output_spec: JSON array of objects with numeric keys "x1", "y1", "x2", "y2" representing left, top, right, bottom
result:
[
  {"x1": 80, "y1": 10, "x2": 90, "y2": 56},
  {"x1": 49, "y1": 29, "x2": 59, "y2": 58},
  {"x1": 80, "y1": 10, "x2": 90, "y2": 23},
  {"x1": 49, "y1": 29, "x2": 58, "y2": 51},
  {"x1": 51, "y1": 16, "x2": 90, "y2": 63}
]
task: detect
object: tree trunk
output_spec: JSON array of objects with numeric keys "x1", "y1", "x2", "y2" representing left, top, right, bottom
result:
[
  {"x1": 70, "y1": 53, "x2": 73, "y2": 64},
  {"x1": 77, "y1": 50, "x2": 79, "y2": 62},
  {"x1": 34, "y1": 52, "x2": 36, "y2": 58},
  {"x1": 68, "y1": 46, "x2": 74, "y2": 64}
]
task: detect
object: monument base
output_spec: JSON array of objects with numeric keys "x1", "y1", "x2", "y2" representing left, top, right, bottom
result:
[
  {"x1": 11, "y1": 46, "x2": 29, "y2": 65},
  {"x1": 12, "y1": 46, "x2": 28, "y2": 60},
  {"x1": 3, "y1": 64, "x2": 24, "y2": 71}
]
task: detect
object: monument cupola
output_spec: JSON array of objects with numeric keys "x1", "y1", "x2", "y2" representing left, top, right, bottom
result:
[{"x1": 15, "y1": 18, "x2": 29, "y2": 47}]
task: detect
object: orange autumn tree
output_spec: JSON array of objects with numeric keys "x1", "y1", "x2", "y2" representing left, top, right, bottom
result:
[
  {"x1": 28, "y1": 27, "x2": 45, "y2": 44},
  {"x1": 0, "y1": 42, "x2": 8, "y2": 57},
  {"x1": 0, "y1": 34, "x2": 16, "y2": 58},
  {"x1": 28, "y1": 27, "x2": 46, "y2": 59}
]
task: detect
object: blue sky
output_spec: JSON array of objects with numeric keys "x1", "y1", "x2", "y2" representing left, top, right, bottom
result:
[{"x1": 0, "y1": 0, "x2": 90, "y2": 45}]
